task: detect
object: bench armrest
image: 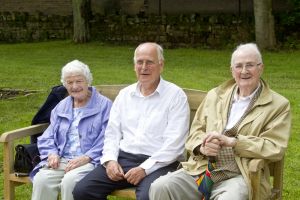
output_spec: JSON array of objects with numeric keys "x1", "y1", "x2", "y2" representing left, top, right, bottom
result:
[
  {"x1": 249, "y1": 158, "x2": 265, "y2": 200},
  {"x1": 249, "y1": 158, "x2": 265, "y2": 172},
  {"x1": 0, "y1": 123, "x2": 49, "y2": 143}
]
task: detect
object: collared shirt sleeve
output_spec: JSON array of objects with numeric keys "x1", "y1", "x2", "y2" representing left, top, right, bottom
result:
[
  {"x1": 100, "y1": 93, "x2": 123, "y2": 164},
  {"x1": 139, "y1": 90, "x2": 190, "y2": 174}
]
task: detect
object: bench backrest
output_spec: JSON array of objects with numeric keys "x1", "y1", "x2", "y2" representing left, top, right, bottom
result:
[{"x1": 96, "y1": 84, "x2": 207, "y2": 125}]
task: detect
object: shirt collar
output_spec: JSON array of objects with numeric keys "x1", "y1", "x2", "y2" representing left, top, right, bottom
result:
[
  {"x1": 130, "y1": 77, "x2": 164, "y2": 97},
  {"x1": 234, "y1": 83, "x2": 261, "y2": 102}
]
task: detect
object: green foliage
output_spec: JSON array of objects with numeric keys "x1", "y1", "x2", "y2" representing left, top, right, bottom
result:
[
  {"x1": 279, "y1": 0, "x2": 300, "y2": 26},
  {"x1": 275, "y1": 0, "x2": 300, "y2": 48},
  {"x1": 0, "y1": 41, "x2": 299, "y2": 199}
]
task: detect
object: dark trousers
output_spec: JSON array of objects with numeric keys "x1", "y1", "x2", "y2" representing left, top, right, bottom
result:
[{"x1": 73, "y1": 151, "x2": 179, "y2": 200}]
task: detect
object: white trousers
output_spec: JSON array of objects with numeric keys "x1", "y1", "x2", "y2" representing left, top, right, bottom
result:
[
  {"x1": 31, "y1": 159, "x2": 94, "y2": 200},
  {"x1": 149, "y1": 168, "x2": 248, "y2": 200}
]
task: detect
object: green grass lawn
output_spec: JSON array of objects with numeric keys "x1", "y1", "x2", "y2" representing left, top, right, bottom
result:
[{"x1": 0, "y1": 41, "x2": 299, "y2": 199}]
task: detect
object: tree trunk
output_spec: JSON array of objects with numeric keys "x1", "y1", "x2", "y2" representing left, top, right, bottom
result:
[
  {"x1": 72, "y1": 0, "x2": 91, "y2": 43},
  {"x1": 253, "y1": 0, "x2": 276, "y2": 49}
]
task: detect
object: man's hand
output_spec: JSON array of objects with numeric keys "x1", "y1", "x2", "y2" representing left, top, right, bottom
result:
[
  {"x1": 65, "y1": 155, "x2": 91, "y2": 172},
  {"x1": 200, "y1": 138, "x2": 221, "y2": 157},
  {"x1": 47, "y1": 153, "x2": 60, "y2": 169},
  {"x1": 204, "y1": 132, "x2": 237, "y2": 148},
  {"x1": 124, "y1": 167, "x2": 146, "y2": 185},
  {"x1": 106, "y1": 160, "x2": 125, "y2": 181}
]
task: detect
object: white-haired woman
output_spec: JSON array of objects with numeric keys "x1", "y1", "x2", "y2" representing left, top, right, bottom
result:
[{"x1": 30, "y1": 60, "x2": 112, "y2": 200}]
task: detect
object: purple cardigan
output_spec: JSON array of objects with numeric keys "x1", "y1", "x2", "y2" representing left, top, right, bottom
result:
[{"x1": 30, "y1": 86, "x2": 112, "y2": 180}]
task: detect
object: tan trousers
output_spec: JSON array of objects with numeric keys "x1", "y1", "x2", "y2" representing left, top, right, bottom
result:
[
  {"x1": 31, "y1": 159, "x2": 94, "y2": 200},
  {"x1": 149, "y1": 168, "x2": 248, "y2": 200}
]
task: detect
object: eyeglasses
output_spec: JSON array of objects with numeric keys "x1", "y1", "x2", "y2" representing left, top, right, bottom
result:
[
  {"x1": 136, "y1": 60, "x2": 156, "y2": 67},
  {"x1": 65, "y1": 79, "x2": 86, "y2": 87},
  {"x1": 232, "y1": 62, "x2": 261, "y2": 71}
]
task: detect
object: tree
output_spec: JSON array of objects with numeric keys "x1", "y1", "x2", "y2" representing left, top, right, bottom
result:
[
  {"x1": 253, "y1": 0, "x2": 276, "y2": 49},
  {"x1": 72, "y1": 0, "x2": 91, "y2": 43}
]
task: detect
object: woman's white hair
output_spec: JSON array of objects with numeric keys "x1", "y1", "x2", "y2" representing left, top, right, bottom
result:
[
  {"x1": 61, "y1": 60, "x2": 93, "y2": 86},
  {"x1": 230, "y1": 43, "x2": 263, "y2": 67}
]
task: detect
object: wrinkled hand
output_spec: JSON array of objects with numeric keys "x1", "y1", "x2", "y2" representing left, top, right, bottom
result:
[
  {"x1": 200, "y1": 137, "x2": 221, "y2": 157},
  {"x1": 47, "y1": 153, "x2": 60, "y2": 169},
  {"x1": 106, "y1": 161, "x2": 125, "y2": 181},
  {"x1": 124, "y1": 167, "x2": 146, "y2": 185},
  {"x1": 204, "y1": 132, "x2": 237, "y2": 148},
  {"x1": 65, "y1": 155, "x2": 91, "y2": 172}
]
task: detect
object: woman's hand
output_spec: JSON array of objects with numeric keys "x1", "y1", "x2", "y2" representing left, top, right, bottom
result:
[
  {"x1": 47, "y1": 153, "x2": 60, "y2": 169},
  {"x1": 65, "y1": 155, "x2": 91, "y2": 172}
]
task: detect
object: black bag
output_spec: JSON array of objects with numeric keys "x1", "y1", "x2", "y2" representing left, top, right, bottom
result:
[{"x1": 14, "y1": 144, "x2": 41, "y2": 176}]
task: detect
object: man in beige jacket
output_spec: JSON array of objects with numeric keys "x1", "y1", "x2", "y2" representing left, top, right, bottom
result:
[{"x1": 149, "y1": 43, "x2": 291, "y2": 200}]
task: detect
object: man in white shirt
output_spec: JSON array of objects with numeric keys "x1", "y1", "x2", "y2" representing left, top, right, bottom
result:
[{"x1": 73, "y1": 42, "x2": 190, "y2": 200}]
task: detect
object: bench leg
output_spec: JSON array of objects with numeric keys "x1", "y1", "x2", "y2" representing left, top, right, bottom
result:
[
  {"x1": 4, "y1": 180, "x2": 16, "y2": 200},
  {"x1": 3, "y1": 141, "x2": 16, "y2": 200}
]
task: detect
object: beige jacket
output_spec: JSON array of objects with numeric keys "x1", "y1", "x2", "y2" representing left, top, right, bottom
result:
[{"x1": 181, "y1": 79, "x2": 291, "y2": 200}]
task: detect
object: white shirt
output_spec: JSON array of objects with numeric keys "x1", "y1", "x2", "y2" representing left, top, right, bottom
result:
[
  {"x1": 226, "y1": 86, "x2": 260, "y2": 129},
  {"x1": 62, "y1": 107, "x2": 83, "y2": 159},
  {"x1": 101, "y1": 78, "x2": 190, "y2": 174}
]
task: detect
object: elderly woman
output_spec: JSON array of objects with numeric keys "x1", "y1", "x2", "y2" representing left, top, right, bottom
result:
[
  {"x1": 149, "y1": 43, "x2": 291, "y2": 200},
  {"x1": 30, "y1": 60, "x2": 112, "y2": 200}
]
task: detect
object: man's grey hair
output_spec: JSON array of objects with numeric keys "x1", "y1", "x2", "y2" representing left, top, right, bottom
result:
[
  {"x1": 231, "y1": 43, "x2": 263, "y2": 67},
  {"x1": 133, "y1": 42, "x2": 165, "y2": 64}
]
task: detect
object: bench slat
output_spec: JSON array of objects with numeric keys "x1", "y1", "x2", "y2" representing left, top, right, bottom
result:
[{"x1": 111, "y1": 188, "x2": 136, "y2": 199}]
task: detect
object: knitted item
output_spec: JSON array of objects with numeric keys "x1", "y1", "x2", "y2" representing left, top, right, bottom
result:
[{"x1": 196, "y1": 160, "x2": 216, "y2": 199}]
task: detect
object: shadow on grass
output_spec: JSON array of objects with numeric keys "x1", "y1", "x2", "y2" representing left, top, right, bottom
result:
[{"x1": 0, "y1": 88, "x2": 41, "y2": 100}]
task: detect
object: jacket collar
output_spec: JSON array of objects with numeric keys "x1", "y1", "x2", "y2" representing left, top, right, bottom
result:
[
  {"x1": 217, "y1": 79, "x2": 272, "y2": 107},
  {"x1": 56, "y1": 86, "x2": 102, "y2": 120},
  {"x1": 217, "y1": 79, "x2": 273, "y2": 131}
]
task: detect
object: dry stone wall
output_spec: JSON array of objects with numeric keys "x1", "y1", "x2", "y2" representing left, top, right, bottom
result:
[{"x1": 0, "y1": 12, "x2": 255, "y2": 48}]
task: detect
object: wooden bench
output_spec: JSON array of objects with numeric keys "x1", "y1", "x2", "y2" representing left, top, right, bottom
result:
[{"x1": 0, "y1": 84, "x2": 284, "y2": 200}]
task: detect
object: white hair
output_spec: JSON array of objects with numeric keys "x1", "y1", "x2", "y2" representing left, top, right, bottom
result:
[
  {"x1": 133, "y1": 42, "x2": 165, "y2": 64},
  {"x1": 61, "y1": 60, "x2": 93, "y2": 86},
  {"x1": 231, "y1": 43, "x2": 263, "y2": 67}
]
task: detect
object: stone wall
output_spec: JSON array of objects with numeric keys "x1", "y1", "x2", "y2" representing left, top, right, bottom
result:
[
  {"x1": 0, "y1": 0, "x2": 296, "y2": 47},
  {"x1": 0, "y1": 11, "x2": 255, "y2": 47},
  {"x1": 0, "y1": 12, "x2": 73, "y2": 42},
  {"x1": 0, "y1": 0, "x2": 73, "y2": 42},
  {"x1": 90, "y1": 13, "x2": 254, "y2": 48}
]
